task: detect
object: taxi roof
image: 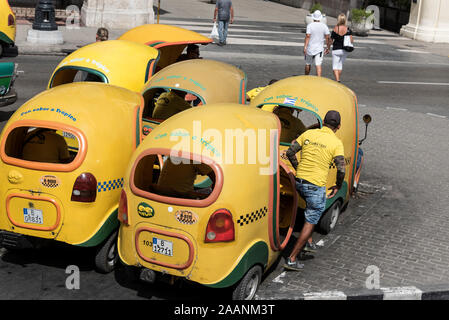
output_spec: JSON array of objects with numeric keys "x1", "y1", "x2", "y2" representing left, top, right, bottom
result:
[
  {"x1": 250, "y1": 76, "x2": 357, "y2": 125},
  {"x1": 142, "y1": 59, "x2": 247, "y2": 104},
  {"x1": 48, "y1": 40, "x2": 160, "y2": 92},
  {"x1": 118, "y1": 24, "x2": 212, "y2": 70},
  {"x1": 10, "y1": 82, "x2": 142, "y2": 133},
  {"x1": 138, "y1": 103, "x2": 279, "y2": 164},
  {"x1": 118, "y1": 24, "x2": 212, "y2": 48}
]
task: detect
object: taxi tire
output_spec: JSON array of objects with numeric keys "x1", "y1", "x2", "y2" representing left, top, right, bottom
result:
[
  {"x1": 231, "y1": 265, "x2": 262, "y2": 300},
  {"x1": 318, "y1": 201, "x2": 341, "y2": 235},
  {"x1": 94, "y1": 230, "x2": 119, "y2": 274}
]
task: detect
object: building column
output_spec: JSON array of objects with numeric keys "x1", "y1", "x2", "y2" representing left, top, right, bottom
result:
[
  {"x1": 81, "y1": 0, "x2": 155, "y2": 29},
  {"x1": 400, "y1": 0, "x2": 449, "y2": 43}
]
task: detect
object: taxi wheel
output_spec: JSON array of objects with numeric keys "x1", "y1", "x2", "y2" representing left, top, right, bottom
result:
[
  {"x1": 231, "y1": 265, "x2": 262, "y2": 300},
  {"x1": 94, "y1": 230, "x2": 119, "y2": 274},
  {"x1": 318, "y1": 201, "x2": 341, "y2": 235}
]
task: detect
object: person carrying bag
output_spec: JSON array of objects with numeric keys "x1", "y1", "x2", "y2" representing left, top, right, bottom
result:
[{"x1": 331, "y1": 13, "x2": 354, "y2": 82}]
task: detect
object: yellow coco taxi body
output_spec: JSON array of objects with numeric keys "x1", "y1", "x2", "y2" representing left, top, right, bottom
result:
[
  {"x1": 0, "y1": 0, "x2": 16, "y2": 56},
  {"x1": 251, "y1": 76, "x2": 371, "y2": 234},
  {"x1": 118, "y1": 104, "x2": 298, "y2": 300},
  {"x1": 0, "y1": 82, "x2": 144, "y2": 273},
  {"x1": 118, "y1": 24, "x2": 212, "y2": 71},
  {"x1": 140, "y1": 59, "x2": 247, "y2": 137},
  {"x1": 48, "y1": 40, "x2": 160, "y2": 92}
]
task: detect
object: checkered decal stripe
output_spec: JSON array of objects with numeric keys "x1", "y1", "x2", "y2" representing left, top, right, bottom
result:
[
  {"x1": 237, "y1": 207, "x2": 268, "y2": 226},
  {"x1": 97, "y1": 178, "x2": 124, "y2": 192}
]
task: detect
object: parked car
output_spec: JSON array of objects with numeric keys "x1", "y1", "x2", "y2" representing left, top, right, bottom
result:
[
  {"x1": 47, "y1": 40, "x2": 160, "y2": 93},
  {"x1": 140, "y1": 58, "x2": 247, "y2": 136},
  {"x1": 118, "y1": 24, "x2": 212, "y2": 71},
  {"x1": 250, "y1": 75, "x2": 371, "y2": 234},
  {"x1": 0, "y1": 61, "x2": 17, "y2": 107},
  {"x1": 0, "y1": 82, "x2": 144, "y2": 273},
  {"x1": 0, "y1": 0, "x2": 16, "y2": 57},
  {"x1": 117, "y1": 103, "x2": 298, "y2": 300}
]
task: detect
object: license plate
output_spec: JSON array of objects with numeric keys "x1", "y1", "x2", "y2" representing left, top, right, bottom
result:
[
  {"x1": 152, "y1": 237, "x2": 173, "y2": 256},
  {"x1": 23, "y1": 208, "x2": 43, "y2": 225}
]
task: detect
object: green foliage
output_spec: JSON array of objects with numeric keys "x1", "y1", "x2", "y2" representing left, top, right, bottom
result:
[
  {"x1": 351, "y1": 8, "x2": 374, "y2": 23},
  {"x1": 309, "y1": 2, "x2": 323, "y2": 13}
]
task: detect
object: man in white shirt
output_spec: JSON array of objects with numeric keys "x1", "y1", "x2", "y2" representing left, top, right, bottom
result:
[{"x1": 304, "y1": 10, "x2": 331, "y2": 77}]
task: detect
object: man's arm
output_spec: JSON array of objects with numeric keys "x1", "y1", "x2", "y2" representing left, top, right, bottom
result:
[
  {"x1": 286, "y1": 140, "x2": 302, "y2": 171},
  {"x1": 304, "y1": 34, "x2": 310, "y2": 55},
  {"x1": 213, "y1": 7, "x2": 218, "y2": 22},
  {"x1": 230, "y1": 6, "x2": 234, "y2": 23},
  {"x1": 324, "y1": 34, "x2": 331, "y2": 54},
  {"x1": 334, "y1": 155, "x2": 345, "y2": 188}
]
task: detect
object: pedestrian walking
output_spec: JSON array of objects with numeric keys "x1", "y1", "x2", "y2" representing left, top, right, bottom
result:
[
  {"x1": 213, "y1": 0, "x2": 234, "y2": 46},
  {"x1": 331, "y1": 14, "x2": 353, "y2": 82},
  {"x1": 303, "y1": 10, "x2": 331, "y2": 77},
  {"x1": 283, "y1": 110, "x2": 346, "y2": 271}
]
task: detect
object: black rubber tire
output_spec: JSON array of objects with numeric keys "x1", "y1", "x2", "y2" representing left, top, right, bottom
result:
[
  {"x1": 94, "y1": 230, "x2": 119, "y2": 274},
  {"x1": 318, "y1": 201, "x2": 341, "y2": 235},
  {"x1": 231, "y1": 265, "x2": 262, "y2": 300}
]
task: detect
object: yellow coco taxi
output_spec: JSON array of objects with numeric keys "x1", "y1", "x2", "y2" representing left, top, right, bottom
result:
[
  {"x1": 0, "y1": 0, "x2": 16, "y2": 57},
  {"x1": 118, "y1": 104, "x2": 299, "y2": 300},
  {"x1": 140, "y1": 58, "x2": 247, "y2": 137},
  {"x1": 118, "y1": 24, "x2": 212, "y2": 71},
  {"x1": 47, "y1": 40, "x2": 160, "y2": 93},
  {"x1": 251, "y1": 76, "x2": 371, "y2": 234},
  {"x1": 0, "y1": 82, "x2": 144, "y2": 273}
]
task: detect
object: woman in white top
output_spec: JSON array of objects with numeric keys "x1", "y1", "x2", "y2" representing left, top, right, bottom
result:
[{"x1": 331, "y1": 14, "x2": 353, "y2": 82}]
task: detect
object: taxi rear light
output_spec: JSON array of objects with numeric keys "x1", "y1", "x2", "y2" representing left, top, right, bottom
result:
[
  {"x1": 118, "y1": 190, "x2": 129, "y2": 226},
  {"x1": 205, "y1": 209, "x2": 234, "y2": 243},
  {"x1": 8, "y1": 14, "x2": 14, "y2": 26},
  {"x1": 71, "y1": 172, "x2": 97, "y2": 202}
]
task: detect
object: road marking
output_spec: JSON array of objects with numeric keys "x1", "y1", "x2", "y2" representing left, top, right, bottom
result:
[
  {"x1": 303, "y1": 291, "x2": 347, "y2": 300},
  {"x1": 378, "y1": 81, "x2": 449, "y2": 86},
  {"x1": 272, "y1": 271, "x2": 287, "y2": 283},
  {"x1": 397, "y1": 49, "x2": 430, "y2": 54},
  {"x1": 426, "y1": 113, "x2": 447, "y2": 119},
  {"x1": 386, "y1": 106, "x2": 408, "y2": 111},
  {"x1": 381, "y1": 287, "x2": 422, "y2": 300}
]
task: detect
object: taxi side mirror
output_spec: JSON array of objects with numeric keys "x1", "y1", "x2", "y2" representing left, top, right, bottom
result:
[{"x1": 359, "y1": 114, "x2": 372, "y2": 145}]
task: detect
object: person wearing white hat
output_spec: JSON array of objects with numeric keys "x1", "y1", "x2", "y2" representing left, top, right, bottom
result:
[{"x1": 304, "y1": 10, "x2": 331, "y2": 77}]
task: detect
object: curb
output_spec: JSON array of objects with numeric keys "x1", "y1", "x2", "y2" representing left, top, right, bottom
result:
[{"x1": 256, "y1": 285, "x2": 449, "y2": 300}]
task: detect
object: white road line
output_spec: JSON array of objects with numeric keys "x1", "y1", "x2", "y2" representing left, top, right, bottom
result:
[
  {"x1": 397, "y1": 49, "x2": 430, "y2": 54},
  {"x1": 378, "y1": 81, "x2": 449, "y2": 86},
  {"x1": 303, "y1": 291, "x2": 347, "y2": 300},
  {"x1": 386, "y1": 107, "x2": 408, "y2": 111},
  {"x1": 272, "y1": 271, "x2": 287, "y2": 283},
  {"x1": 426, "y1": 113, "x2": 447, "y2": 119},
  {"x1": 381, "y1": 287, "x2": 423, "y2": 300}
]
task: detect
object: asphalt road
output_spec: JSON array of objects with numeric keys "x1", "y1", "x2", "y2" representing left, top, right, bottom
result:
[{"x1": 1, "y1": 17, "x2": 449, "y2": 300}]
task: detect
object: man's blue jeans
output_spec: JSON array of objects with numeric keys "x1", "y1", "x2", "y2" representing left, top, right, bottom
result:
[{"x1": 218, "y1": 20, "x2": 229, "y2": 44}]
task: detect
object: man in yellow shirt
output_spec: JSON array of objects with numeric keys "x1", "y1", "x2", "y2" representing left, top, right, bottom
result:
[
  {"x1": 284, "y1": 110, "x2": 345, "y2": 271},
  {"x1": 152, "y1": 90, "x2": 192, "y2": 120},
  {"x1": 156, "y1": 157, "x2": 215, "y2": 198}
]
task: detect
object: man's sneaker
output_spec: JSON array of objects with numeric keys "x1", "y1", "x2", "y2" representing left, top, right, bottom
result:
[
  {"x1": 283, "y1": 258, "x2": 304, "y2": 271},
  {"x1": 303, "y1": 241, "x2": 318, "y2": 253}
]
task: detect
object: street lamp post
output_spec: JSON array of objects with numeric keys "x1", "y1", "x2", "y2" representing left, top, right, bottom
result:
[{"x1": 32, "y1": 0, "x2": 58, "y2": 31}]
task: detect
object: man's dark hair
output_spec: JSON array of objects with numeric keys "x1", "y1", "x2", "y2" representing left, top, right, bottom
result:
[{"x1": 323, "y1": 110, "x2": 341, "y2": 129}]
